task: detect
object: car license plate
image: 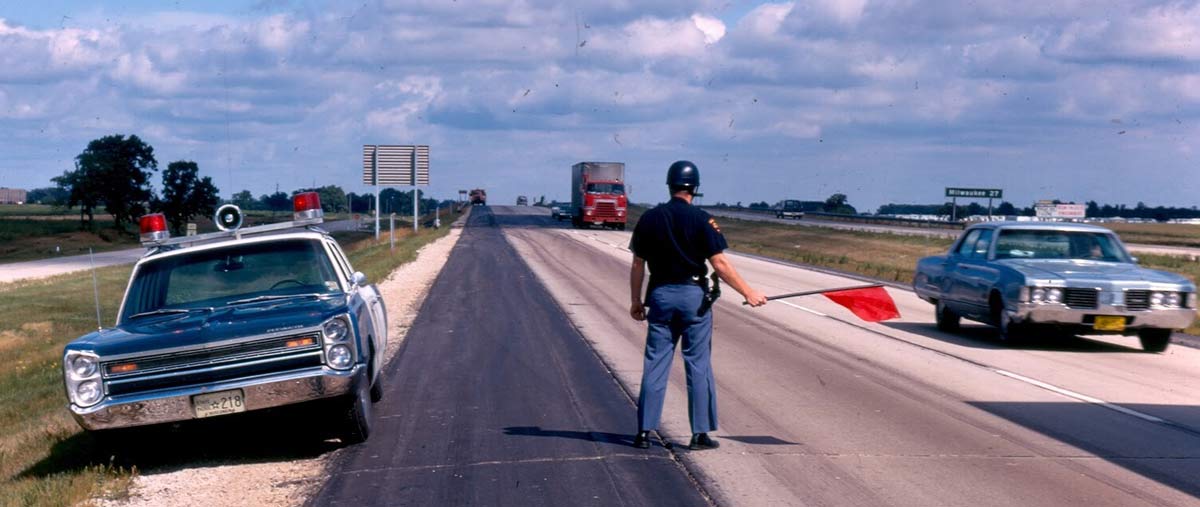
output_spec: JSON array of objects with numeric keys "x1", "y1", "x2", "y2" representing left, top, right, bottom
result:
[
  {"x1": 1093, "y1": 316, "x2": 1126, "y2": 332},
  {"x1": 593, "y1": 220, "x2": 603, "y2": 225},
  {"x1": 193, "y1": 389, "x2": 246, "y2": 418}
]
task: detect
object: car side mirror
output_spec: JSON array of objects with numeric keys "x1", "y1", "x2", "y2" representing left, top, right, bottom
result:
[
  {"x1": 1130, "y1": 256, "x2": 1139, "y2": 264},
  {"x1": 351, "y1": 271, "x2": 368, "y2": 287}
]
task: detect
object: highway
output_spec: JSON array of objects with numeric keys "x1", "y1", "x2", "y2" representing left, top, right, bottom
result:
[
  {"x1": 705, "y1": 209, "x2": 1200, "y2": 259},
  {"x1": 488, "y1": 205, "x2": 1200, "y2": 506}
]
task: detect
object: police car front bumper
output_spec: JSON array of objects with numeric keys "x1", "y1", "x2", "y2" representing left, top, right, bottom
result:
[{"x1": 70, "y1": 365, "x2": 365, "y2": 431}]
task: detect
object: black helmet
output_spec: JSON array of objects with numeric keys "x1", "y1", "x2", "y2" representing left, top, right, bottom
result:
[{"x1": 666, "y1": 160, "x2": 700, "y2": 189}]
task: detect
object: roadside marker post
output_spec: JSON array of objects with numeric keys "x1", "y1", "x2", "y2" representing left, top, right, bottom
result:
[{"x1": 389, "y1": 213, "x2": 395, "y2": 250}]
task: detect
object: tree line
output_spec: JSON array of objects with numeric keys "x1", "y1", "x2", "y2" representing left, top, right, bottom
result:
[
  {"x1": 28, "y1": 134, "x2": 450, "y2": 234},
  {"x1": 877, "y1": 201, "x2": 1200, "y2": 221},
  {"x1": 47, "y1": 134, "x2": 220, "y2": 234}
]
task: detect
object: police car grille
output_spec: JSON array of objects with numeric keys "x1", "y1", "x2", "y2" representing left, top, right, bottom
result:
[
  {"x1": 102, "y1": 333, "x2": 324, "y2": 396},
  {"x1": 1124, "y1": 290, "x2": 1151, "y2": 311},
  {"x1": 1063, "y1": 288, "x2": 1099, "y2": 309}
]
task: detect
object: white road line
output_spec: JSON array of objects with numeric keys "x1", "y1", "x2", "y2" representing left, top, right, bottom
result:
[
  {"x1": 993, "y1": 369, "x2": 1166, "y2": 423},
  {"x1": 767, "y1": 287, "x2": 1180, "y2": 431},
  {"x1": 776, "y1": 300, "x2": 828, "y2": 317}
]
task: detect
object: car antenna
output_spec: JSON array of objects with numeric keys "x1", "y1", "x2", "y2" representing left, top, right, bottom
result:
[{"x1": 89, "y1": 248, "x2": 103, "y2": 331}]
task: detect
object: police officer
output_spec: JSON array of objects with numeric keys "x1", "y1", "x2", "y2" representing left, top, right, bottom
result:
[{"x1": 629, "y1": 160, "x2": 768, "y2": 450}]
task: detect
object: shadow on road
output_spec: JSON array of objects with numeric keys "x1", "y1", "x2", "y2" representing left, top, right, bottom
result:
[
  {"x1": 883, "y1": 321, "x2": 1146, "y2": 353},
  {"x1": 969, "y1": 402, "x2": 1200, "y2": 500},
  {"x1": 502, "y1": 426, "x2": 635, "y2": 447},
  {"x1": 21, "y1": 403, "x2": 343, "y2": 479}
]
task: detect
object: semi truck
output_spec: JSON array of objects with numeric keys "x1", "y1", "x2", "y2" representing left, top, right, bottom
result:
[
  {"x1": 469, "y1": 189, "x2": 487, "y2": 206},
  {"x1": 571, "y1": 162, "x2": 627, "y2": 230}
]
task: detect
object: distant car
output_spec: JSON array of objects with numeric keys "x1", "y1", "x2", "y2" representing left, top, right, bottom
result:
[
  {"x1": 913, "y1": 222, "x2": 1196, "y2": 351},
  {"x1": 516, "y1": 196, "x2": 528, "y2": 206},
  {"x1": 63, "y1": 194, "x2": 387, "y2": 443},
  {"x1": 773, "y1": 200, "x2": 805, "y2": 219},
  {"x1": 551, "y1": 204, "x2": 571, "y2": 221}
]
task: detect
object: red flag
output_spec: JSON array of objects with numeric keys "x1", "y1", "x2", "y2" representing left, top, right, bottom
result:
[{"x1": 821, "y1": 286, "x2": 900, "y2": 322}]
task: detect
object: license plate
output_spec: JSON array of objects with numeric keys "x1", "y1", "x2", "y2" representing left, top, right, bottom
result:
[
  {"x1": 593, "y1": 221, "x2": 603, "y2": 225},
  {"x1": 193, "y1": 389, "x2": 246, "y2": 418},
  {"x1": 1093, "y1": 315, "x2": 1126, "y2": 332}
]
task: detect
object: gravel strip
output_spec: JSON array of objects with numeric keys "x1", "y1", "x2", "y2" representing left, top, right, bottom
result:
[{"x1": 96, "y1": 229, "x2": 463, "y2": 507}]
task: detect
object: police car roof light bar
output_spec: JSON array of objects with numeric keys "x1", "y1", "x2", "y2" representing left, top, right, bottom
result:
[
  {"x1": 139, "y1": 213, "x2": 169, "y2": 246},
  {"x1": 293, "y1": 192, "x2": 323, "y2": 224},
  {"x1": 138, "y1": 194, "x2": 326, "y2": 250}
]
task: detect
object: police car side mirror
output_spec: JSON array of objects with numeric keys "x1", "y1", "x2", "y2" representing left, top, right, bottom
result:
[{"x1": 351, "y1": 271, "x2": 368, "y2": 288}]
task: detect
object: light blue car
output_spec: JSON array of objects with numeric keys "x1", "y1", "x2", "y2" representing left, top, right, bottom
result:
[{"x1": 914, "y1": 222, "x2": 1196, "y2": 352}]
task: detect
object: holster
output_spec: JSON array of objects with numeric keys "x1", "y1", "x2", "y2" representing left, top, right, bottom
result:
[{"x1": 695, "y1": 273, "x2": 721, "y2": 316}]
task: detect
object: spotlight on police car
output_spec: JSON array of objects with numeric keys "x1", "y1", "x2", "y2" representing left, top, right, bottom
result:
[{"x1": 214, "y1": 204, "x2": 244, "y2": 231}]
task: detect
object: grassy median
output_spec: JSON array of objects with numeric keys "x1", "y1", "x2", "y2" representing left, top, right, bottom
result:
[{"x1": 0, "y1": 225, "x2": 450, "y2": 507}]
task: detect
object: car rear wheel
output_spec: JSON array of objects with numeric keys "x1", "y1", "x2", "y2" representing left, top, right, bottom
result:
[
  {"x1": 1138, "y1": 329, "x2": 1172, "y2": 353},
  {"x1": 935, "y1": 300, "x2": 960, "y2": 332}
]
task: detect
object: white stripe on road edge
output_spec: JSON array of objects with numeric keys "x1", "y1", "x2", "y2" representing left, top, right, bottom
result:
[
  {"x1": 776, "y1": 300, "x2": 827, "y2": 317},
  {"x1": 768, "y1": 288, "x2": 1181, "y2": 431},
  {"x1": 992, "y1": 369, "x2": 1165, "y2": 423}
]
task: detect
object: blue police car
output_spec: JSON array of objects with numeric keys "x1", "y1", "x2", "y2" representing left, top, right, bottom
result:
[{"x1": 62, "y1": 193, "x2": 388, "y2": 443}]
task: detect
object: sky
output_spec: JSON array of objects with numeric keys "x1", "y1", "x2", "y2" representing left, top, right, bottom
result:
[{"x1": 1, "y1": 0, "x2": 1198, "y2": 212}]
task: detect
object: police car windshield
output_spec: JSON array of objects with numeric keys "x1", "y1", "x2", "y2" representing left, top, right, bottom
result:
[
  {"x1": 586, "y1": 183, "x2": 625, "y2": 195},
  {"x1": 121, "y1": 239, "x2": 342, "y2": 323}
]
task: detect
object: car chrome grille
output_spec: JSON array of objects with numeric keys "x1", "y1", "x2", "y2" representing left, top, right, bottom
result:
[
  {"x1": 101, "y1": 333, "x2": 324, "y2": 396},
  {"x1": 1124, "y1": 290, "x2": 1151, "y2": 311},
  {"x1": 1063, "y1": 288, "x2": 1099, "y2": 309}
]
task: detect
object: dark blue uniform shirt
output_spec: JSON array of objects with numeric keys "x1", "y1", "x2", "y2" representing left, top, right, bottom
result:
[{"x1": 629, "y1": 197, "x2": 728, "y2": 290}]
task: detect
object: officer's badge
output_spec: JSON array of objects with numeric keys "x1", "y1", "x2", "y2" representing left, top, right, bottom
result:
[{"x1": 708, "y1": 218, "x2": 722, "y2": 233}]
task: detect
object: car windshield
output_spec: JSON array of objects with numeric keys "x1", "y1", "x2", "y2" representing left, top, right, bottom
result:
[
  {"x1": 993, "y1": 230, "x2": 1128, "y2": 262},
  {"x1": 121, "y1": 239, "x2": 341, "y2": 322},
  {"x1": 586, "y1": 183, "x2": 624, "y2": 195},
  {"x1": 782, "y1": 201, "x2": 802, "y2": 210}
]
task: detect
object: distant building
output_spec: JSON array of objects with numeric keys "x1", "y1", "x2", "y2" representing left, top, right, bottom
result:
[{"x1": 0, "y1": 187, "x2": 28, "y2": 204}]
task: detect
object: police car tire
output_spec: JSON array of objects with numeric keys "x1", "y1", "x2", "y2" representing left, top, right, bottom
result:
[
  {"x1": 340, "y1": 380, "x2": 373, "y2": 444},
  {"x1": 1138, "y1": 329, "x2": 1171, "y2": 353},
  {"x1": 370, "y1": 370, "x2": 384, "y2": 403}
]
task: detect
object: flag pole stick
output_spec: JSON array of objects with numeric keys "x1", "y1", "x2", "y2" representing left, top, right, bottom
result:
[{"x1": 743, "y1": 283, "x2": 884, "y2": 305}]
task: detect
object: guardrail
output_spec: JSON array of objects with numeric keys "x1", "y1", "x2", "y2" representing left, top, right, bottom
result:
[{"x1": 704, "y1": 206, "x2": 966, "y2": 230}]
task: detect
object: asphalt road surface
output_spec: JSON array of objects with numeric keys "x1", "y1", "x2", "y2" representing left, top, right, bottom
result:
[
  {"x1": 494, "y1": 205, "x2": 1200, "y2": 506},
  {"x1": 311, "y1": 208, "x2": 708, "y2": 506},
  {"x1": 705, "y1": 208, "x2": 1200, "y2": 259}
]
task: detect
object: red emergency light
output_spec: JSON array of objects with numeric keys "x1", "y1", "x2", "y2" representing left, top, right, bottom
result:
[
  {"x1": 139, "y1": 213, "x2": 169, "y2": 244},
  {"x1": 293, "y1": 192, "x2": 324, "y2": 223}
]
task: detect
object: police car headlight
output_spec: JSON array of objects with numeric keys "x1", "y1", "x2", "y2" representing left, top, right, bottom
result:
[
  {"x1": 1151, "y1": 291, "x2": 1165, "y2": 306},
  {"x1": 323, "y1": 317, "x2": 349, "y2": 342},
  {"x1": 327, "y1": 345, "x2": 353, "y2": 369},
  {"x1": 1030, "y1": 287, "x2": 1045, "y2": 303},
  {"x1": 75, "y1": 380, "x2": 103, "y2": 406},
  {"x1": 1162, "y1": 292, "x2": 1181, "y2": 308},
  {"x1": 1044, "y1": 288, "x2": 1063, "y2": 304},
  {"x1": 70, "y1": 355, "x2": 98, "y2": 379}
]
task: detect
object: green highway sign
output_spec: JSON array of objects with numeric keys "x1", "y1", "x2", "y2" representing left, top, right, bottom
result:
[{"x1": 945, "y1": 187, "x2": 1002, "y2": 199}]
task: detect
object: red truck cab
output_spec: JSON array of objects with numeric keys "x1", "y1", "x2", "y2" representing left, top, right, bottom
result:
[{"x1": 571, "y1": 162, "x2": 627, "y2": 230}]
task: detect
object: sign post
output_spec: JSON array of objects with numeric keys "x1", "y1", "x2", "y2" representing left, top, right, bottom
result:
[
  {"x1": 945, "y1": 188, "x2": 1003, "y2": 221},
  {"x1": 363, "y1": 144, "x2": 430, "y2": 240}
]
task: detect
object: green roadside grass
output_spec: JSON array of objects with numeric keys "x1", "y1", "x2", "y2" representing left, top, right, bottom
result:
[
  {"x1": 0, "y1": 219, "x2": 139, "y2": 263},
  {"x1": 0, "y1": 226, "x2": 451, "y2": 507}
]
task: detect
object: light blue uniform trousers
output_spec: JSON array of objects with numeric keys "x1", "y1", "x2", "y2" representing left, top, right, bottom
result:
[{"x1": 637, "y1": 284, "x2": 717, "y2": 434}]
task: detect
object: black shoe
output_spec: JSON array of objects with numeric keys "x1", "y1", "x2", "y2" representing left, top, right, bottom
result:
[
  {"x1": 688, "y1": 433, "x2": 719, "y2": 450},
  {"x1": 632, "y1": 431, "x2": 651, "y2": 449}
]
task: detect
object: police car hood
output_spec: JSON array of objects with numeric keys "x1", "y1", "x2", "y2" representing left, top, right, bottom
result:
[{"x1": 68, "y1": 297, "x2": 349, "y2": 358}]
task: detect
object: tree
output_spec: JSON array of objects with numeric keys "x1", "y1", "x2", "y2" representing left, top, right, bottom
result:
[
  {"x1": 26, "y1": 187, "x2": 67, "y2": 206},
  {"x1": 156, "y1": 160, "x2": 220, "y2": 234},
  {"x1": 996, "y1": 201, "x2": 1017, "y2": 216},
  {"x1": 56, "y1": 134, "x2": 158, "y2": 230},
  {"x1": 259, "y1": 191, "x2": 291, "y2": 212},
  {"x1": 232, "y1": 190, "x2": 256, "y2": 210},
  {"x1": 823, "y1": 193, "x2": 857, "y2": 215}
]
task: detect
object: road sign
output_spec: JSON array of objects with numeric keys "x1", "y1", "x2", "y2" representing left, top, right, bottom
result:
[
  {"x1": 1037, "y1": 202, "x2": 1086, "y2": 219},
  {"x1": 945, "y1": 188, "x2": 1002, "y2": 199},
  {"x1": 362, "y1": 145, "x2": 430, "y2": 186}
]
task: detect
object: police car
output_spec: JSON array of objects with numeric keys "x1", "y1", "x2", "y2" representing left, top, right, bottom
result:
[{"x1": 62, "y1": 193, "x2": 387, "y2": 443}]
